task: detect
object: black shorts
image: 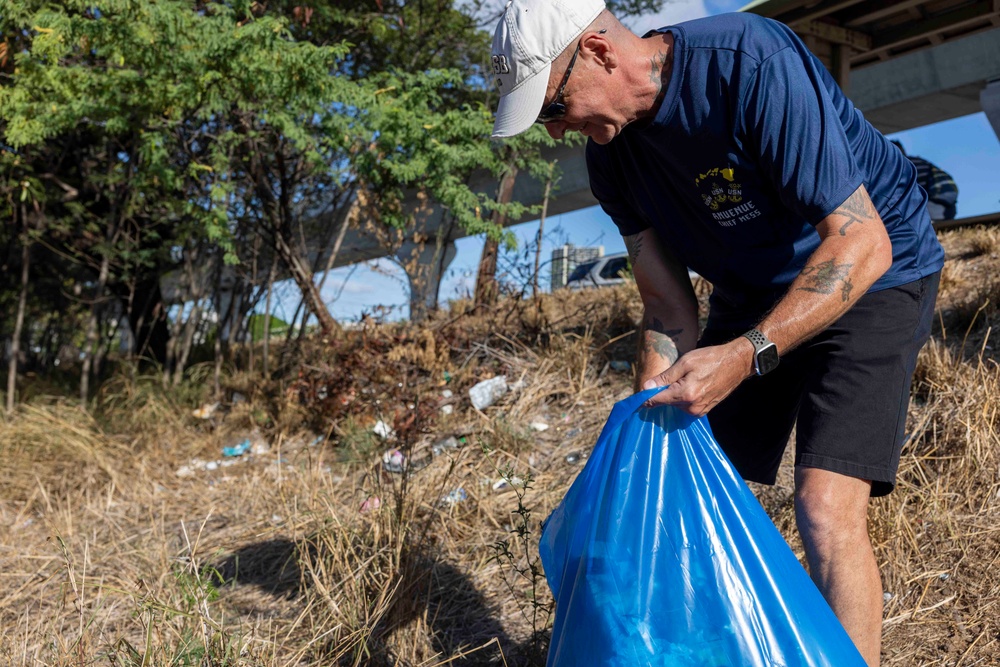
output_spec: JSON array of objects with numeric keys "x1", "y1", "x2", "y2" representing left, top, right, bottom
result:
[{"x1": 701, "y1": 272, "x2": 940, "y2": 497}]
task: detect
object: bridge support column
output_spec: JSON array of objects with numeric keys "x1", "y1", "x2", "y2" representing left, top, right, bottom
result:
[{"x1": 395, "y1": 238, "x2": 457, "y2": 321}]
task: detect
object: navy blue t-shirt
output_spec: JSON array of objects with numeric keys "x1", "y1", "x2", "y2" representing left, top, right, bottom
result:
[{"x1": 587, "y1": 13, "x2": 944, "y2": 329}]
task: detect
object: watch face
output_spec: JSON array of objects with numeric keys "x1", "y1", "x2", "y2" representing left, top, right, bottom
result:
[{"x1": 757, "y1": 343, "x2": 780, "y2": 375}]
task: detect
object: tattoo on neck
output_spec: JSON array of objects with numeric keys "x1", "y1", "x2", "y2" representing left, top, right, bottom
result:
[
  {"x1": 649, "y1": 49, "x2": 672, "y2": 95},
  {"x1": 797, "y1": 259, "x2": 855, "y2": 302}
]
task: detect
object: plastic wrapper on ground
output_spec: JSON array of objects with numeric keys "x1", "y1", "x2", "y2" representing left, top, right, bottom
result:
[{"x1": 539, "y1": 389, "x2": 868, "y2": 667}]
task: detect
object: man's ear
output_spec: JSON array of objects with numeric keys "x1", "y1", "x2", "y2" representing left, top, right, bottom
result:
[{"x1": 582, "y1": 30, "x2": 617, "y2": 69}]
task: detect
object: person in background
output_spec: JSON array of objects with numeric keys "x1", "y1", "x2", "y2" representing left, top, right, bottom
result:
[
  {"x1": 891, "y1": 140, "x2": 959, "y2": 220},
  {"x1": 488, "y1": 2, "x2": 944, "y2": 665}
]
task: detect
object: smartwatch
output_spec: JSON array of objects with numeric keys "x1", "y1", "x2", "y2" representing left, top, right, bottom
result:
[{"x1": 742, "y1": 328, "x2": 780, "y2": 376}]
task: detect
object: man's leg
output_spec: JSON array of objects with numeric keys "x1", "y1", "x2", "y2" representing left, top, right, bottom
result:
[{"x1": 794, "y1": 466, "x2": 882, "y2": 666}]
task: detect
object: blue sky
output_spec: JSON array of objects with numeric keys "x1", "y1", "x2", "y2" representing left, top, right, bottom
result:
[{"x1": 303, "y1": 0, "x2": 1000, "y2": 323}]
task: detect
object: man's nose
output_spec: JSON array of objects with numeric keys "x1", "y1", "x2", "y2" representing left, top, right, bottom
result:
[{"x1": 544, "y1": 121, "x2": 567, "y2": 140}]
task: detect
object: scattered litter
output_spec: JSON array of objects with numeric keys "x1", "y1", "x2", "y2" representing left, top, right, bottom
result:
[
  {"x1": 565, "y1": 451, "x2": 587, "y2": 465},
  {"x1": 271, "y1": 514, "x2": 283, "y2": 524},
  {"x1": 360, "y1": 496, "x2": 382, "y2": 513},
  {"x1": 469, "y1": 376, "x2": 508, "y2": 410},
  {"x1": 530, "y1": 421, "x2": 550, "y2": 432},
  {"x1": 440, "y1": 389, "x2": 455, "y2": 414},
  {"x1": 940, "y1": 573, "x2": 951, "y2": 581},
  {"x1": 251, "y1": 441, "x2": 270, "y2": 455},
  {"x1": 883, "y1": 592, "x2": 893, "y2": 602},
  {"x1": 309, "y1": 435, "x2": 324, "y2": 446},
  {"x1": 382, "y1": 449, "x2": 406, "y2": 473},
  {"x1": 492, "y1": 476, "x2": 523, "y2": 492},
  {"x1": 609, "y1": 360, "x2": 631, "y2": 373},
  {"x1": 231, "y1": 392, "x2": 246, "y2": 404},
  {"x1": 431, "y1": 436, "x2": 461, "y2": 456},
  {"x1": 222, "y1": 439, "x2": 252, "y2": 457},
  {"x1": 192, "y1": 402, "x2": 220, "y2": 420},
  {"x1": 176, "y1": 458, "x2": 217, "y2": 477},
  {"x1": 441, "y1": 488, "x2": 468, "y2": 506},
  {"x1": 373, "y1": 420, "x2": 396, "y2": 440}
]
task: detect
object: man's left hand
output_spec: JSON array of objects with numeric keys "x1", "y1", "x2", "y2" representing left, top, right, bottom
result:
[{"x1": 641, "y1": 339, "x2": 754, "y2": 417}]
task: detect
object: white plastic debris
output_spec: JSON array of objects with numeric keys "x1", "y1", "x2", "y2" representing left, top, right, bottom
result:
[
  {"x1": 529, "y1": 421, "x2": 549, "y2": 432},
  {"x1": 382, "y1": 449, "x2": 405, "y2": 473},
  {"x1": 192, "y1": 402, "x2": 219, "y2": 419},
  {"x1": 431, "y1": 436, "x2": 461, "y2": 456},
  {"x1": 469, "y1": 376, "x2": 508, "y2": 410},
  {"x1": 492, "y1": 476, "x2": 523, "y2": 492},
  {"x1": 441, "y1": 405, "x2": 454, "y2": 415},
  {"x1": 441, "y1": 389, "x2": 454, "y2": 399},
  {"x1": 373, "y1": 420, "x2": 396, "y2": 440},
  {"x1": 441, "y1": 488, "x2": 468, "y2": 506}
]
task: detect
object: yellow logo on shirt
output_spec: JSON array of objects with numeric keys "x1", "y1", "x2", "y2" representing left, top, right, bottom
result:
[
  {"x1": 695, "y1": 165, "x2": 760, "y2": 226},
  {"x1": 696, "y1": 166, "x2": 743, "y2": 212}
]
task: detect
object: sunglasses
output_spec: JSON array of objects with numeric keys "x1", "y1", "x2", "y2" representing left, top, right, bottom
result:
[{"x1": 536, "y1": 29, "x2": 607, "y2": 124}]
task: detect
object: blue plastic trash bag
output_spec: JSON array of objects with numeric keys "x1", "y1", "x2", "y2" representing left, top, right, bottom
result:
[{"x1": 539, "y1": 389, "x2": 867, "y2": 666}]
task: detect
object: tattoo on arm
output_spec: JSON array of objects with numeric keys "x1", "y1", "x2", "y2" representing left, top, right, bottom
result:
[
  {"x1": 624, "y1": 233, "x2": 643, "y2": 264},
  {"x1": 834, "y1": 188, "x2": 877, "y2": 236},
  {"x1": 642, "y1": 316, "x2": 683, "y2": 364},
  {"x1": 797, "y1": 259, "x2": 855, "y2": 302}
]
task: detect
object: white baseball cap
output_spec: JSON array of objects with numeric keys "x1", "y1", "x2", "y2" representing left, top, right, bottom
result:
[{"x1": 491, "y1": 0, "x2": 606, "y2": 138}]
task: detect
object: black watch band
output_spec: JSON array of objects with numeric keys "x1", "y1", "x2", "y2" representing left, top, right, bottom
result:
[{"x1": 742, "y1": 328, "x2": 780, "y2": 376}]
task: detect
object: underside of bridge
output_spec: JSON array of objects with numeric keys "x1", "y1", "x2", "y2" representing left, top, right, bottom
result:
[{"x1": 742, "y1": 0, "x2": 1000, "y2": 132}]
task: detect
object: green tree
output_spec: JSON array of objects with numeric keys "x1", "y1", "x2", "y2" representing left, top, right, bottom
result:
[{"x1": 0, "y1": 0, "x2": 363, "y2": 389}]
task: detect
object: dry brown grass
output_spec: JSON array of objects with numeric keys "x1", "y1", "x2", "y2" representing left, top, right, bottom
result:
[{"x1": 1, "y1": 228, "x2": 999, "y2": 666}]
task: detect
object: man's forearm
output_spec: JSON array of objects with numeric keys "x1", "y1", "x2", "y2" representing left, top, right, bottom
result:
[
  {"x1": 756, "y1": 187, "x2": 893, "y2": 357},
  {"x1": 635, "y1": 306, "x2": 698, "y2": 391},
  {"x1": 623, "y1": 227, "x2": 700, "y2": 390}
]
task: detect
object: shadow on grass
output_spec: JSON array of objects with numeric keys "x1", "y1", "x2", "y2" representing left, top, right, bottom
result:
[
  {"x1": 212, "y1": 538, "x2": 305, "y2": 599},
  {"x1": 212, "y1": 539, "x2": 547, "y2": 665}
]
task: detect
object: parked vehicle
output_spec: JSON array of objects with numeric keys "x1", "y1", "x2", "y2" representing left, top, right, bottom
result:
[
  {"x1": 565, "y1": 252, "x2": 702, "y2": 289},
  {"x1": 566, "y1": 253, "x2": 631, "y2": 289}
]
